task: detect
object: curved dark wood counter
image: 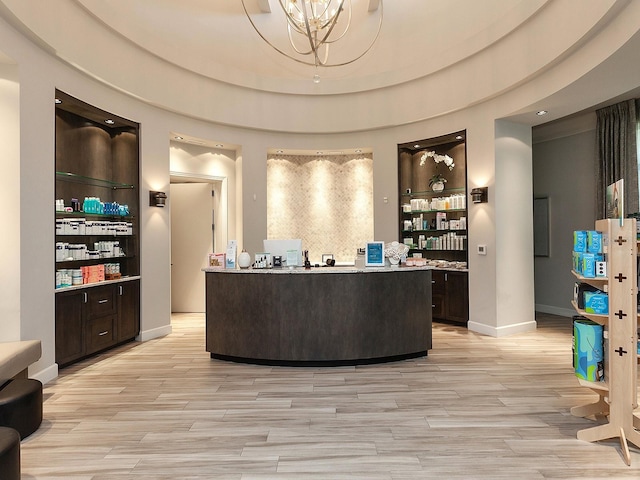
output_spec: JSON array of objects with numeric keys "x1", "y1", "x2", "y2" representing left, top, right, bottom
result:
[{"x1": 204, "y1": 267, "x2": 432, "y2": 366}]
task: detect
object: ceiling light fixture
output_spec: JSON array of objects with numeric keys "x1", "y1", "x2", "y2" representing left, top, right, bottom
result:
[
  {"x1": 174, "y1": 136, "x2": 184, "y2": 140},
  {"x1": 241, "y1": 0, "x2": 383, "y2": 77},
  {"x1": 105, "y1": 119, "x2": 115, "y2": 125},
  {"x1": 536, "y1": 110, "x2": 548, "y2": 116}
]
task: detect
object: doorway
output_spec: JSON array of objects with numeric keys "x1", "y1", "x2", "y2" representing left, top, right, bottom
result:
[{"x1": 170, "y1": 178, "x2": 224, "y2": 312}]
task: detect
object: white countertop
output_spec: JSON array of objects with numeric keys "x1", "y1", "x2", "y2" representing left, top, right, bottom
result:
[{"x1": 202, "y1": 266, "x2": 468, "y2": 274}]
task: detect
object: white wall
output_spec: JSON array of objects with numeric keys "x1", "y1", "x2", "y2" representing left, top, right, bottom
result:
[{"x1": 2, "y1": 4, "x2": 640, "y2": 383}]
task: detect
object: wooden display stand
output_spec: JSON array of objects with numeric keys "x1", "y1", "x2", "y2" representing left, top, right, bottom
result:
[{"x1": 571, "y1": 218, "x2": 640, "y2": 465}]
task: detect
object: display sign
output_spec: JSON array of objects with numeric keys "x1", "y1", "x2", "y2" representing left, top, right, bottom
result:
[{"x1": 365, "y1": 241, "x2": 385, "y2": 267}]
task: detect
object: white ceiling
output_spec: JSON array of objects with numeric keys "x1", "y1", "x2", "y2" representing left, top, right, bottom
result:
[
  {"x1": 2, "y1": 0, "x2": 640, "y2": 136},
  {"x1": 70, "y1": 0, "x2": 548, "y2": 95}
]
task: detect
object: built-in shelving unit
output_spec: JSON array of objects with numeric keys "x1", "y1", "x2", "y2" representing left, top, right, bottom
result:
[
  {"x1": 570, "y1": 218, "x2": 640, "y2": 466},
  {"x1": 54, "y1": 90, "x2": 141, "y2": 367},
  {"x1": 397, "y1": 131, "x2": 469, "y2": 325}
]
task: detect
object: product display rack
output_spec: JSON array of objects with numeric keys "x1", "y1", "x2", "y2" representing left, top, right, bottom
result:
[
  {"x1": 400, "y1": 189, "x2": 467, "y2": 262},
  {"x1": 570, "y1": 218, "x2": 640, "y2": 465},
  {"x1": 54, "y1": 90, "x2": 141, "y2": 367}
]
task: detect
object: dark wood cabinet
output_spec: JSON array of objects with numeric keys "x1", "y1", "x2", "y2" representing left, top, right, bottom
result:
[
  {"x1": 54, "y1": 90, "x2": 140, "y2": 367},
  {"x1": 55, "y1": 290, "x2": 86, "y2": 366},
  {"x1": 431, "y1": 270, "x2": 468, "y2": 324},
  {"x1": 55, "y1": 280, "x2": 140, "y2": 366},
  {"x1": 117, "y1": 280, "x2": 140, "y2": 342}
]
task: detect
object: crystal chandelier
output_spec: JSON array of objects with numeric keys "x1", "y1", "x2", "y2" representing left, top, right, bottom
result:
[{"x1": 242, "y1": 0, "x2": 383, "y2": 70}]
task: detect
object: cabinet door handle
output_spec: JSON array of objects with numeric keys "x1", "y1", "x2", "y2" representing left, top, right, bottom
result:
[
  {"x1": 432, "y1": 304, "x2": 436, "y2": 308},
  {"x1": 445, "y1": 273, "x2": 448, "y2": 281},
  {"x1": 98, "y1": 299, "x2": 109, "y2": 304},
  {"x1": 83, "y1": 292, "x2": 88, "y2": 303},
  {"x1": 431, "y1": 280, "x2": 435, "y2": 284},
  {"x1": 98, "y1": 331, "x2": 109, "y2": 336},
  {"x1": 119, "y1": 285, "x2": 123, "y2": 296}
]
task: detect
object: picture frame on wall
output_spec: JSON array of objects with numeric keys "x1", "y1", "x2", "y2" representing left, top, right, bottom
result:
[{"x1": 365, "y1": 241, "x2": 385, "y2": 267}]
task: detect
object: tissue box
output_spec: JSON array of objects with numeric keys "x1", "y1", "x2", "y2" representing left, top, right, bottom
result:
[
  {"x1": 573, "y1": 317, "x2": 604, "y2": 382},
  {"x1": 587, "y1": 231, "x2": 603, "y2": 253},
  {"x1": 208, "y1": 253, "x2": 226, "y2": 268},
  {"x1": 581, "y1": 253, "x2": 596, "y2": 278},
  {"x1": 573, "y1": 251, "x2": 581, "y2": 273},
  {"x1": 573, "y1": 230, "x2": 587, "y2": 253},
  {"x1": 574, "y1": 282, "x2": 600, "y2": 309},
  {"x1": 584, "y1": 291, "x2": 608, "y2": 314}
]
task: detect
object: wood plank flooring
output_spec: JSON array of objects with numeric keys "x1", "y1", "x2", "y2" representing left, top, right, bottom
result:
[{"x1": 21, "y1": 313, "x2": 640, "y2": 479}]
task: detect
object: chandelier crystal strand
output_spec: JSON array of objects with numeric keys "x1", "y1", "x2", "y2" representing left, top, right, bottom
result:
[{"x1": 242, "y1": 0, "x2": 382, "y2": 69}]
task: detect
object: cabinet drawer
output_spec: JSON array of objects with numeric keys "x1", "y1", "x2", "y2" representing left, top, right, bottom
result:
[
  {"x1": 87, "y1": 285, "x2": 117, "y2": 318},
  {"x1": 86, "y1": 315, "x2": 117, "y2": 354}
]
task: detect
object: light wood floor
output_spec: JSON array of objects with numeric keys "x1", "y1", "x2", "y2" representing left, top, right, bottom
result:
[{"x1": 22, "y1": 313, "x2": 640, "y2": 479}]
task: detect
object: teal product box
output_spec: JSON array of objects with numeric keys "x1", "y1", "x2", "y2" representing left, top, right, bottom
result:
[
  {"x1": 573, "y1": 318, "x2": 604, "y2": 382},
  {"x1": 587, "y1": 230, "x2": 603, "y2": 253},
  {"x1": 580, "y1": 253, "x2": 603, "y2": 278},
  {"x1": 581, "y1": 253, "x2": 596, "y2": 278},
  {"x1": 573, "y1": 230, "x2": 587, "y2": 253},
  {"x1": 573, "y1": 251, "x2": 581, "y2": 273},
  {"x1": 584, "y1": 291, "x2": 608, "y2": 314}
]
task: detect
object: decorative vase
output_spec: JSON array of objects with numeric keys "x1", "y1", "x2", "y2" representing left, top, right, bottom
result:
[
  {"x1": 431, "y1": 181, "x2": 445, "y2": 192},
  {"x1": 238, "y1": 250, "x2": 251, "y2": 269}
]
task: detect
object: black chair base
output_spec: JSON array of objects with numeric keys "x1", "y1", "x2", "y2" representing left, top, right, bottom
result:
[
  {"x1": 0, "y1": 378, "x2": 43, "y2": 439},
  {"x1": 0, "y1": 426, "x2": 20, "y2": 480}
]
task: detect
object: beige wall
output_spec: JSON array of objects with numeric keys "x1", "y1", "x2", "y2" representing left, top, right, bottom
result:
[
  {"x1": 2, "y1": 3, "x2": 640, "y2": 382},
  {"x1": 0, "y1": 59, "x2": 20, "y2": 341}
]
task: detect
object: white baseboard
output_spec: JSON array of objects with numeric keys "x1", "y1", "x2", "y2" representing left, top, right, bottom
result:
[
  {"x1": 535, "y1": 304, "x2": 575, "y2": 318},
  {"x1": 138, "y1": 324, "x2": 172, "y2": 342},
  {"x1": 468, "y1": 320, "x2": 537, "y2": 337},
  {"x1": 31, "y1": 363, "x2": 58, "y2": 385}
]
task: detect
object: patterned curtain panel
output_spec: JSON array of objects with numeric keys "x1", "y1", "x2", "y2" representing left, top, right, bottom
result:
[{"x1": 595, "y1": 99, "x2": 639, "y2": 218}]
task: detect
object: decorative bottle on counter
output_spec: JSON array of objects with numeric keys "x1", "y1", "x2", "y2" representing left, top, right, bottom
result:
[{"x1": 238, "y1": 250, "x2": 251, "y2": 269}]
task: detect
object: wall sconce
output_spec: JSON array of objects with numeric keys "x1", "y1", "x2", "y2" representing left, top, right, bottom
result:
[
  {"x1": 149, "y1": 190, "x2": 167, "y2": 207},
  {"x1": 470, "y1": 187, "x2": 488, "y2": 204}
]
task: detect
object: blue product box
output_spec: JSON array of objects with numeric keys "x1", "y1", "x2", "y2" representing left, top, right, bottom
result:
[
  {"x1": 581, "y1": 253, "x2": 596, "y2": 278},
  {"x1": 587, "y1": 231, "x2": 603, "y2": 253},
  {"x1": 584, "y1": 291, "x2": 608, "y2": 314},
  {"x1": 573, "y1": 318, "x2": 604, "y2": 382},
  {"x1": 572, "y1": 251, "x2": 581, "y2": 273},
  {"x1": 573, "y1": 230, "x2": 587, "y2": 253}
]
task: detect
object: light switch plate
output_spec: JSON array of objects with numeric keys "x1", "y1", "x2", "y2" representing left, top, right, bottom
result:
[{"x1": 477, "y1": 244, "x2": 487, "y2": 255}]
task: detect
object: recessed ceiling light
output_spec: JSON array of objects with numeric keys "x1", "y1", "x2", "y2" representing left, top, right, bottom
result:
[
  {"x1": 355, "y1": 149, "x2": 362, "y2": 153},
  {"x1": 536, "y1": 110, "x2": 548, "y2": 116},
  {"x1": 215, "y1": 144, "x2": 224, "y2": 148},
  {"x1": 276, "y1": 150, "x2": 284, "y2": 154},
  {"x1": 414, "y1": 144, "x2": 421, "y2": 149},
  {"x1": 455, "y1": 135, "x2": 463, "y2": 140},
  {"x1": 316, "y1": 151, "x2": 323, "y2": 155},
  {"x1": 105, "y1": 119, "x2": 115, "y2": 125},
  {"x1": 174, "y1": 136, "x2": 184, "y2": 140},
  {"x1": 55, "y1": 98, "x2": 62, "y2": 104}
]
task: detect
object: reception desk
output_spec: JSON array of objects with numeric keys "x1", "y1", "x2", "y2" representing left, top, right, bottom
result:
[{"x1": 204, "y1": 266, "x2": 432, "y2": 366}]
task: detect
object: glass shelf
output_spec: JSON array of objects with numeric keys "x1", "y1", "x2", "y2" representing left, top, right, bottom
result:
[
  {"x1": 403, "y1": 229, "x2": 466, "y2": 234},
  {"x1": 56, "y1": 171, "x2": 135, "y2": 190},
  {"x1": 55, "y1": 211, "x2": 135, "y2": 220},
  {"x1": 55, "y1": 255, "x2": 136, "y2": 266},
  {"x1": 401, "y1": 187, "x2": 466, "y2": 197},
  {"x1": 402, "y1": 208, "x2": 466, "y2": 214}
]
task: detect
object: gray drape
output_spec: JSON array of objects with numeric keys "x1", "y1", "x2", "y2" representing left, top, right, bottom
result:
[{"x1": 595, "y1": 99, "x2": 639, "y2": 218}]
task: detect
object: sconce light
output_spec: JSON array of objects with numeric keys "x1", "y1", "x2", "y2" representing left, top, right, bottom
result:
[
  {"x1": 470, "y1": 187, "x2": 488, "y2": 204},
  {"x1": 149, "y1": 190, "x2": 167, "y2": 207}
]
